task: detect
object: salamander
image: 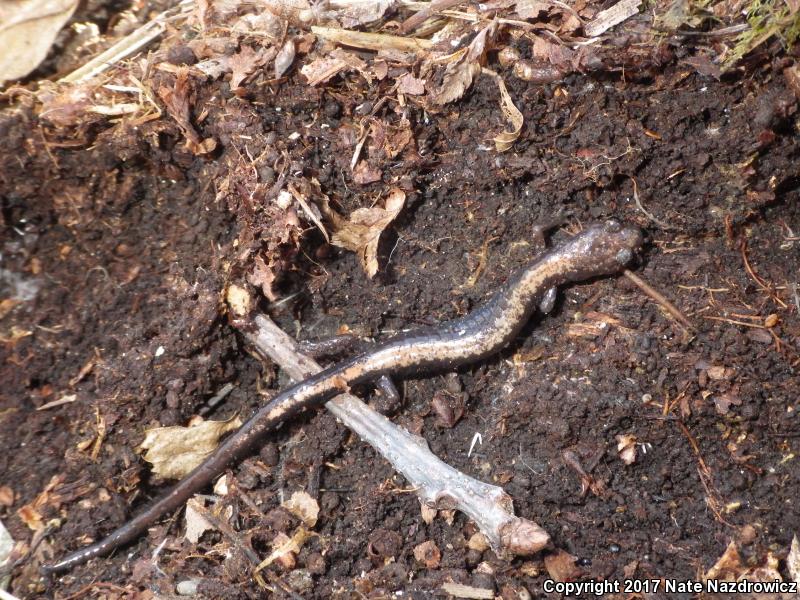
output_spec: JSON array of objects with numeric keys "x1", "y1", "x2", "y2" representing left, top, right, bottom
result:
[{"x1": 44, "y1": 219, "x2": 643, "y2": 573}]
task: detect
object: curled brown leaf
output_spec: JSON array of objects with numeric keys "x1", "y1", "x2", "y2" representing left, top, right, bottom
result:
[{"x1": 320, "y1": 188, "x2": 405, "y2": 277}]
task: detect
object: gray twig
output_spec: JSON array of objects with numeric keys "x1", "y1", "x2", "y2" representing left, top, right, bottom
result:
[{"x1": 240, "y1": 314, "x2": 550, "y2": 558}]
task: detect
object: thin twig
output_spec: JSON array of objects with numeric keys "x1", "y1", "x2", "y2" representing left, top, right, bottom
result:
[
  {"x1": 311, "y1": 26, "x2": 435, "y2": 52},
  {"x1": 629, "y1": 176, "x2": 677, "y2": 231},
  {"x1": 59, "y1": 0, "x2": 194, "y2": 84},
  {"x1": 624, "y1": 269, "x2": 694, "y2": 331},
  {"x1": 238, "y1": 315, "x2": 551, "y2": 558},
  {"x1": 740, "y1": 239, "x2": 788, "y2": 309},
  {"x1": 703, "y1": 315, "x2": 766, "y2": 329},
  {"x1": 674, "y1": 24, "x2": 750, "y2": 37}
]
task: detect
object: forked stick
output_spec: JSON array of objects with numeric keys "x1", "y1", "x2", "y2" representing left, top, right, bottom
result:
[{"x1": 239, "y1": 314, "x2": 550, "y2": 558}]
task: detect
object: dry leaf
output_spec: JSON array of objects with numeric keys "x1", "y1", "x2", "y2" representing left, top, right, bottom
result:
[
  {"x1": 282, "y1": 491, "x2": 320, "y2": 527},
  {"x1": 654, "y1": 0, "x2": 706, "y2": 30},
  {"x1": 430, "y1": 55, "x2": 481, "y2": 105},
  {"x1": 429, "y1": 27, "x2": 489, "y2": 105},
  {"x1": 337, "y1": 0, "x2": 393, "y2": 27},
  {"x1": 515, "y1": 0, "x2": 550, "y2": 18},
  {"x1": 16, "y1": 505, "x2": 43, "y2": 531},
  {"x1": 788, "y1": 535, "x2": 800, "y2": 585},
  {"x1": 493, "y1": 77, "x2": 523, "y2": 152},
  {"x1": 231, "y1": 10, "x2": 285, "y2": 39},
  {"x1": 531, "y1": 36, "x2": 574, "y2": 69},
  {"x1": 746, "y1": 552, "x2": 783, "y2": 587},
  {"x1": 300, "y1": 48, "x2": 370, "y2": 85},
  {"x1": 157, "y1": 69, "x2": 217, "y2": 155},
  {"x1": 274, "y1": 38, "x2": 295, "y2": 78},
  {"x1": 139, "y1": 415, "x2": 243, "y2": 480},
  {"x1": 372, "y1": 59, "x2": 389, "y2": 80},
  {"x1": 397, "y1": 72, "x2": 426, "y2": 95},
  {"x1": 713, "y1": 392, "x2": 741, "y2": 415},
  {"x1": 0, "y1": 0, "x2": 79, "y2": 83},
  {"x1": 248, "y1": 254, "x2": 278, "y2": 302},
  {"x1": 184, "y1": 497, "x2": 215, "y2": 544},
  {"x1": 194, "y1": 57, "x2": 232, "y2": 79},
  {"x1": 320, "y1": 188, "x2": 405, "y2": 277},
  {"x1": 16, "y1": 474, "x2": 68, "y2": 531},
  {"x1": 301, "y1": 55, "x2": 347, "y2": 85},
  {"x1": 704, "y1": 539, "x2": 786, "y2": 594},
  {"x1": 228, "y1": 45, "x2": 273, "y2": 89},
  {"x1": 707, "y1": 365, "x2": 735, "y2": 380},
  {"x1": 705, "y1": 541, "x2": 744, "y2": 580},
  {"x1": 255, "y1": 527, "x2": 312, "y2": 572},
  {"x1": 544, "y1": 549, "x2": 581, "y2": 581},
  {"x1": 420, "y1": 502, "x2": 437, "y2": 524},
  {"x1": 382, "y1": 120, "x2": 414, "y2": 159}
]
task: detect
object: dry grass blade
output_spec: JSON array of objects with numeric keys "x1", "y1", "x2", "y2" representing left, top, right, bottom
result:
[
  {"x1": 624, "y1": 269, "x2": 694, "y2": 331},
  {"x1": 59, "y1": 0, "x2": 193, "y2": 84},
  {"x1": 488, "y1": 71, "x2": 523, "y2": 152},
  {"x1": 0, "y1": 0, "x2": 79, "y2": 83},
  {"x1": 311, "y1": 26, "x2": 434, "y2": 52}
]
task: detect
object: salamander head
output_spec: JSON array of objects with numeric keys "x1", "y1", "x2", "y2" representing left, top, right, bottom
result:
[{"x1": 557, "y1": 220, "x2": 644, "y2": 280}]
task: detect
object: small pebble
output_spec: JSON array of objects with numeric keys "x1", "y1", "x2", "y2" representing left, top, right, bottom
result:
[
  {"x1": 609, "y1": 543, "x2": 621, "y2": 553},
  {"x1": 176, "y1": 579, "x2": 201, "y2": 595}
]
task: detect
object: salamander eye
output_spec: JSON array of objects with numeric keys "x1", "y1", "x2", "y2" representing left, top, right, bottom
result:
[
  {"x1": 606, "y1": 219, "x2": 621, "y2": 232},
  {"x1": 615, "y1": 248, "x2": 632, "y2": 265}
]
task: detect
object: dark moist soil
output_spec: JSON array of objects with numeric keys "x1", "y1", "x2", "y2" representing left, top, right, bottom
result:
[{"x1": 2, "y1": 50, "x2": 800, "y2": 599}]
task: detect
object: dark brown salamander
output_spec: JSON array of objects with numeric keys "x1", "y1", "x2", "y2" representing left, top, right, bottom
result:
[{"x1": 45, "y1": 220, "x2": 643, "y2": 573}]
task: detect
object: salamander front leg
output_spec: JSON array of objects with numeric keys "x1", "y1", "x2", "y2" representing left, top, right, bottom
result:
[
  {"x1": 531, "y1": 220, "x2": 563, "y2": 315},
  {"x1": 298, "y1": 335, "x2": 401, "y2": 412}
]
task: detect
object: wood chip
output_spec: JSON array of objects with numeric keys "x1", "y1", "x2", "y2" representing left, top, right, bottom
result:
[
  {"x1": 584, "y1": 0, "x2": 641, "y2": 37},
  {"x1": 441, "y1": 582, "x2": 494, "y2": 599}
]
